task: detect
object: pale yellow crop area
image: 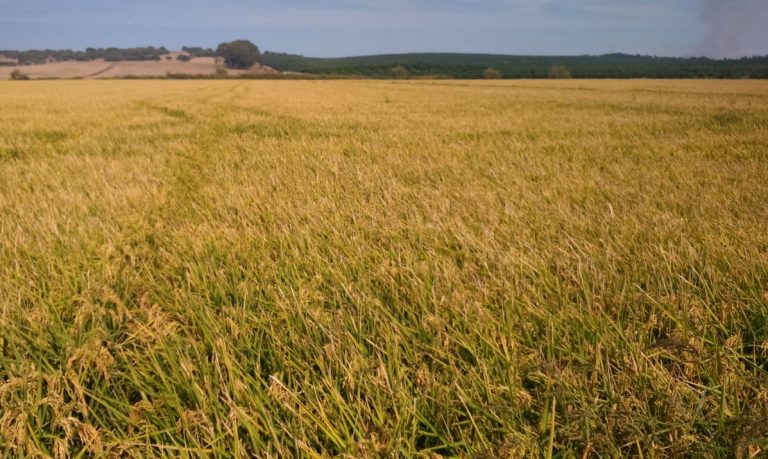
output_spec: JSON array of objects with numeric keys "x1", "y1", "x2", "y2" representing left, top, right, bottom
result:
[{"x1": 1, "y1": 80, "x2": 767, "y2": 457}]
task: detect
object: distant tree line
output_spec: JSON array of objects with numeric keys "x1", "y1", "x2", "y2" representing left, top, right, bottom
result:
[
  {"x1": 182, "y1": 46, "x2": 215, "y2": 57},
  {"x1": 1, "y1": 41, "x2": 265, "y2": 71},
  {"x1": 261, "y1": 52, "x2": 768, "y2": 79},
  {"x1": 4, "y1": 45, "x2": 767, "y2": 79},
  {"x1": 0, "y1": 47, "x2": 169, "y2": 64}
]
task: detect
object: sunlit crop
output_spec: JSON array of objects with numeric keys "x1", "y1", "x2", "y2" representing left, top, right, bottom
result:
[{"x1": 1, "y1": 80, "x2": 767, "y2": 457}]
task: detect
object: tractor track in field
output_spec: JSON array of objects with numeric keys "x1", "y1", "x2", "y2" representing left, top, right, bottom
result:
[{"x1": 84, "y1": 63, "x2": 117, "y2": 79}]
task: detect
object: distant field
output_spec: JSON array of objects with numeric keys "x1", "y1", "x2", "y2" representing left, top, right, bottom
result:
[
  {"x1": 0, "y1": 54, "x2": 274, "y2": 79},
  {"x1": 1, "y1": 80, "x2": 767, "y2": 457}
]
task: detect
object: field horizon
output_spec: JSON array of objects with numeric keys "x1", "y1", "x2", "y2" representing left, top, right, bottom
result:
[
  {"x1": 3, "y1": 49, "x2": 768, "y2": 80},
  {"x1": 1, "y1": 79, "x2": 767, "y2": 457}
]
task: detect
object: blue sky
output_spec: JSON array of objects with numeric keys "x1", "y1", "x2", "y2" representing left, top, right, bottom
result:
[{"x1": 1, "y1": 0, "x2": 766, "y2": 58}]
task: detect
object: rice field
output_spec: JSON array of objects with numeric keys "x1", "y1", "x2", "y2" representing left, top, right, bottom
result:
[{"x1": 1, "y1": 79, "x2": 767, "y2": 457}]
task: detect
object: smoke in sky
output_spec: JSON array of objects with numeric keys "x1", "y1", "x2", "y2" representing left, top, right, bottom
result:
[{"x1": 698, "y1": 0, "x2": 768, "y2": 57}]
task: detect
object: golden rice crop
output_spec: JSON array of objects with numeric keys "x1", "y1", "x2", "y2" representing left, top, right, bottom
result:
[{"x1": 1, "y1": 79, "x2": 767, "y2": 457}]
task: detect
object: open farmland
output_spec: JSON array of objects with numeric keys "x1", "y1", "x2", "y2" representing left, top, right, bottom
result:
[
  {"x1": 0, "y1": 55, "x2": 276, "y2": 80},
  {"x1": 1, "y1": 80, "x2": 767, "y2": 457}
]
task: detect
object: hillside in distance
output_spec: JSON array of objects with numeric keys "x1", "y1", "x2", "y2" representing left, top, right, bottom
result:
[{"x1": 262, "y1": 52, "x2": 768, "y2": 79}]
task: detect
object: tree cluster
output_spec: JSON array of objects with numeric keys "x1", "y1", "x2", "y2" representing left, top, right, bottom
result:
[
  {"x1": 548, "y1": 65, "x2": 571, "y2": 79},
  {"x1": 483, "y1": 67, "x2": 502, "y2": 79},
  {"x1": 10, "y1": 69, "x2": 30, "y2": 80},
  {"x1": 390, "y1": 65, "x2": 407, "y2": 79},
  {"x1": 215, "y1": 40, "x2": 261, "y2": 70},
  {"x1": 1, "y1": 47, "x2": 169, "y2": 65}
]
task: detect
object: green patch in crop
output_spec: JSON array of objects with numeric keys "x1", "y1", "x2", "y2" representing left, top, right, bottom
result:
[
  {"x1": 711, "y1": 110, "x2": 743, "y2": 127},
  {"x1": 135, "y1": 101, "x2": 194, "y2": 121},
  {"x1": 226, "y1": 120, "x2": 305, "y2": 139},
  {"x1": 0, "y1": 146, "x2": 24, "y2": 160},
  {"x1": 155, "y1": 106, "x2": 193, "y2": 120},
  {"x1": 36, "y1": 129, "x2": 69, "y2": 142}
]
